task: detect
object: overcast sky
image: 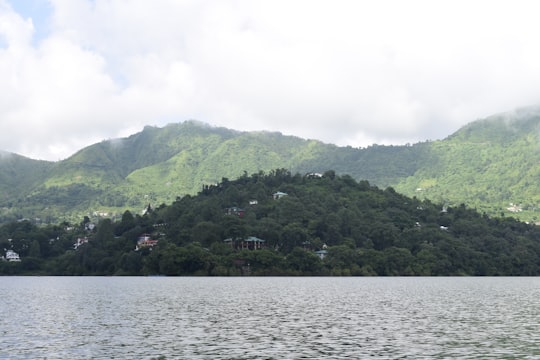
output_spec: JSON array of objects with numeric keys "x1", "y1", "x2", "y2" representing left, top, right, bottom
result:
[{"x1": 1, "y1": 0, "x2": 540, "y2": 161}]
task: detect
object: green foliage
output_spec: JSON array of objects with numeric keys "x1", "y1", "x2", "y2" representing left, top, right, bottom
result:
[
  {"x1": 2, "y1": 107, "x2": 540, "y2": 224},
  {"x1": 2, "y1": 170, "x2": 540, "y2": 276},
  {"x1": 394, "y1": 109, "x2": 540, "y2": 221}
]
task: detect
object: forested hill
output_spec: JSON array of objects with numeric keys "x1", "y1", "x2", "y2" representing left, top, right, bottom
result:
[
  {"x1": 2, "y1": 170, "x2": 539, "y2": 276},
  {"x1": 0, "y1": 152, "x2": 52, "y2": 205},
  {"x1": 0, "y1": 121, "x2": 432, "y2": 224},
  {"x1": 394, "y1": 107, "x2": 540, "y2": 220},
  {"x1": 1, "y1": 107, "x2": 540, "y2": 223}
]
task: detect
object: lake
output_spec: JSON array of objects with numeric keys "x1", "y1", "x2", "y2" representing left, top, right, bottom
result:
[{"x1": 1, "y1": 277, "x2": 540, "y2": 359}]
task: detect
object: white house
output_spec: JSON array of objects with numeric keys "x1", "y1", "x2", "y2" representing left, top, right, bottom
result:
[
  {"x1": 5, "y1": 250, "x2": 21, "y2": 262},
  {"x1": 273, "y1": 191, "x2": 288, "y2": 200}
]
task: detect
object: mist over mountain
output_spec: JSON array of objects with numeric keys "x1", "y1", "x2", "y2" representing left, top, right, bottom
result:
[
  {"x1": 394, "y1": 106, "x2": 540, "y2": 220},
  {"x1": 1, "y1": 107, "x2": 539, "y2": 224}
]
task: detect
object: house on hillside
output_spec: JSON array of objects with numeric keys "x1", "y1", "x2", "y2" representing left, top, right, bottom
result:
[
  {"x1": 225, "y1": 207, "x2": 245, "y2": 217},
  {"x1": 224, "y1": 236, "x2": 266, "y2": 250},
  {"x1": 135, "y1": 234, "x2": 159, "y2": 251},
  {"x1": 507, "y1": 203, "x2": 523, "y2": 213},
  {"x1": 314, "y1": 243, "x2": 328, "y2": 259},
  {"x1": 5, "y1": 250, "x2": 21, "y2": 262},
  {"x1": 273, "y1": 191, "x2": 288, "y2": 200},
  {"x1": 306, "y1": 172, "x2": 323, "y2": 179},
  {"x1": 74, "y1": 237, "x2": 89, "y2": 250}
]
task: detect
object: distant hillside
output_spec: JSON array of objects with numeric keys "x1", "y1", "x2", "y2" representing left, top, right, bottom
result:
[
  {"x1": 3, "y1": 170, "x2": 540, "y2": 276},
  {"x1": 394, "y1": 107, "x2": 540, "y2": 221},
  {"x1": 1, "y1": 107, "x2": 539, "y2": 223},
  {"x1": 0, "y1": 152, "x2": 53, "y2": 218}
]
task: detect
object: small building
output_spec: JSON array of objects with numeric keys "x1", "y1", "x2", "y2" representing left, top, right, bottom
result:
[
  {"x1": 225, "y1": 207, "x2": 245, "y2": 217},
  {"x1": 273, "y1": 191, "x2": 288, "y2": 200},
  {"x1": 224, "y1": 236, "x2": 266, "y2": 250},
  {"x1": 314, "y1": 250, "x2": 328, "y2": 260},
  {"x1": 5, "y1": 250, "x2": 21, "y2": 262},
  {"x1": 74, "y1": 237, "x2": 89, "y2": 250},
  {"x1": 249, "y1": 200, "x2": 258, "y2": 205},
  {"x1": 135, "y1": 234, "x2": 159, "y2": 251},
  {"x1": 507, "y1": 203, "x2": 523, "y2": 213}
]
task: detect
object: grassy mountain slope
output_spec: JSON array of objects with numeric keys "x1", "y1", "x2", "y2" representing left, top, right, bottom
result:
[
  {"x1": 394, "y1": 107, "x2": 540, "y2": 220},
  {"x1": 0, "y1": 152, "x2": 52, "y2": 193},
  {"x1": 0, "y1": 152, "x2": 53, "y2": 220},
  {"x1": 1, "y1": 107, "x2": 540, "y2": 223}
]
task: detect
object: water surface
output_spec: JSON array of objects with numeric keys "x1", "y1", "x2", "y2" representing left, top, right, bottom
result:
[{"x1": 1, "y1": 277, "x2": 540, "y2": 359}]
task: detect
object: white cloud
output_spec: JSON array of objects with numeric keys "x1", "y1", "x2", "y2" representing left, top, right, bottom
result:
[{"x1": 1, "y1": 0, "x2": 540, "y2": 160}]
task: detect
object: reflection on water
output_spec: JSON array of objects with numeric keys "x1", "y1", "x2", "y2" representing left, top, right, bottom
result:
[{"x1": 1, "y1": 277, "x2": 540, "y2": 359}]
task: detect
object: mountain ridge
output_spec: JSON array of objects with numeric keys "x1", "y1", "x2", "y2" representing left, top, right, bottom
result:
[{"x1": 1, "y1": 107, "x2": 539, "y2": 223}]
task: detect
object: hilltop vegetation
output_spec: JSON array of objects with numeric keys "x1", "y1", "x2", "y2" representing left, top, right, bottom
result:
[
  {"x1": 0, "y1": 121, "x2": 432, "y2": 224},
  {"x1": 2, "y1": 170, "x2": 540, "y2": 276},
  {"x1": 0, "y1": 107, "x2": 539, "y2": 223},
  {"x1": 394, "y1": 108, "x2": 540, "y2": 220}
]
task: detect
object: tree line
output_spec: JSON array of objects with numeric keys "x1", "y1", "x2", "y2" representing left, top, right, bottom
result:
[{"x1": 2, "y1": 169, "x2": 540, "y2": 276}]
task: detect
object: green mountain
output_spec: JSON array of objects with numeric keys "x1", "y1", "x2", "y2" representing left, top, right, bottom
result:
[
  {"x1": 393, "y1": 107, "x2": 540, "y2": 221},
  {"x1": 0, "y1": 152, "x2": 53, "y2": 218},
  {"x1": 3, "y1": 171, "x2": 540, "y2": 276},
  {"x1": 1, "y1": 107, "x2": 539, "y2": 224}
]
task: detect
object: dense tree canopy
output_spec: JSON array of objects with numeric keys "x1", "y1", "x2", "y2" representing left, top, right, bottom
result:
[{"x1": 1, "y1": 170, "x2": 540, "y2": 276}]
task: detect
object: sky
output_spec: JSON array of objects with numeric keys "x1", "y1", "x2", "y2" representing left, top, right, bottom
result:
[{"x1": 1, "y1": 0, "x2": 540, "y2": 161}]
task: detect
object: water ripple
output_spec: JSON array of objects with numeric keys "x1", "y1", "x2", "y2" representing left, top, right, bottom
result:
[{"x1": 1, "y1": 277, "x2": 540, "y2": 359}]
